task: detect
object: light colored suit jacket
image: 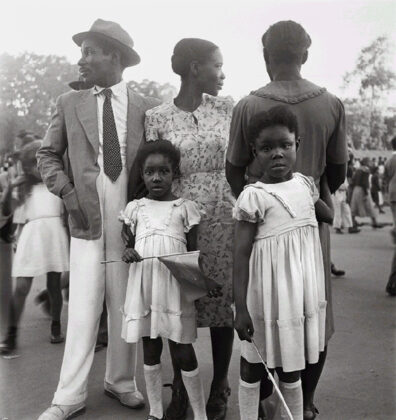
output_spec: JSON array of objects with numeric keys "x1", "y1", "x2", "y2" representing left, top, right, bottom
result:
[
  {"x1": 37, "y1": 86, "x2": 160, "y2": 240},
  {"x1": 384, "y1": 154, "x2": 396, "y2": 202}
]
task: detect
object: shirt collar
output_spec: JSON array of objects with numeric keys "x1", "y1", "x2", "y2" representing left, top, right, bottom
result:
[
  {"x1": 392, "y1": 151, "x2": 396, "y2": 155},
  {"x1": 93, "y1": 80, "x2": 127, "y2": 97}
]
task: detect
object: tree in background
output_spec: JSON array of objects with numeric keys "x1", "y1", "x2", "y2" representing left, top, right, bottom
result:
[
  {"x1": 0, "y1": 52, "x2": 177, "y2": 159},
  {"x1": 0, "y1": 53, "x2": 78, "y2": 145},
  {"x1": 127, "y1": 79, "x2": 176, "y2": 102},
  {"x1": 343, "y1": 36, "x2": 396, "y2": 150}
]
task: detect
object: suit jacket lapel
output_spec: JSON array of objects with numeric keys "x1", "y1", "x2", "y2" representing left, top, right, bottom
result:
[
  {"x1": 126, "y1": 87, "x2": 145, "y2": 171},
  {"x1": 76, "y1": 90, "x2": 99, "y2": 155}
]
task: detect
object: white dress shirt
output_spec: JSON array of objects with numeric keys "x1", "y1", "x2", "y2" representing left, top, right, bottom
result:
[{"x1": 93, "y1": 80, "x2": 128, "y2": 170}]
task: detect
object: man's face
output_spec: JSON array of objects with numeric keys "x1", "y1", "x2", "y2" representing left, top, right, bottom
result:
[{"x1": 78, "y1": 37, "x2": 114, "y2": 86}]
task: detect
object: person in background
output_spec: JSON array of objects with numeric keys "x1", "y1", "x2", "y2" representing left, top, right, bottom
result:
[
  {"x1": 350, "y1": 157, "x2": 383, "y2": 229},
  {"x1": 0, "y1": 141, "x2": 68, "y2": 355},
  {"x1": 371, "y1": 166, "x2": 384, "y2": 214},
  {"x1": 226, "y1": 20, "x2": 347, "y2": 419},
  {"x1": 36, "y1": 19, "x2": 159, "y2": 420}
]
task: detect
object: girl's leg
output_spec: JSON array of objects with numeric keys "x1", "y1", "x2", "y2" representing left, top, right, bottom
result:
[
  {"x1": 206, "y1": 326, "x2": 234, "y2": 419},
  {"x1": 239, "y1": 357, "x2": 264, "y2": 420},
  {"x1": 9, "y1": 277, "x2": 33, "y2": 327},
  {"x1": 169, "y1": 340, "x2": 206, "y2": 420},
  {"x1": 47, "y1": 272, "x2": 64, "y2": 343},
  {"x1": 143, "y1": 337, "x2": 164, "y2": 419},
  {"x1": 274, "y1": 368, "x2": 303, "y2": 420},
  {"x1": 301, "y1": 347, "x2": 327, "y2": 418}
]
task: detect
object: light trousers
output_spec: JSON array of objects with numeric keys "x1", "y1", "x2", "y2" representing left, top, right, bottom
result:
[{"x1": 53, "y1": 168, "x2": 137, "y2": 405}]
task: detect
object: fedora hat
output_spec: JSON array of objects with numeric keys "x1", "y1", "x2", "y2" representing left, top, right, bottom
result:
[{"x1": 72, "y1": 19, "x2": 140, "y2": 67}]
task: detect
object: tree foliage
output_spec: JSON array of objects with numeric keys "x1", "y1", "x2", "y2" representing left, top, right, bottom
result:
[
  {"x1": 343, "y1": 36, "x2": 396, "y2": 149},
  {"x1": 0, "y1": 52, "x2": 78, "y2": 151},
  {"x1": 127, "y1": 79, "x2": 176, "y2": 102}
]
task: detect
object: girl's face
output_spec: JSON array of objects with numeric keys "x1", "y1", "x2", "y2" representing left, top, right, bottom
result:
[
  {"x1": 252, "y1": 125, "x2": 297, "y2": 184},
  {"x1": 142, "y1": 153, "x2": 175, "y2": 201},
  {"x1": 196, "y1": 48, "x2": 225, "y2": 96}
]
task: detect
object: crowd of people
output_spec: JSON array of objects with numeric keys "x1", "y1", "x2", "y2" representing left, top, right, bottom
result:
[{"x1": 0, "y1": 18, "x2": 395, "y2": 420}]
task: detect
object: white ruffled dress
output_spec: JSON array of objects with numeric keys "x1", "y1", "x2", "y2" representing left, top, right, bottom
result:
[
  {"x1": 234, "y1": 173, "x2": 326, "y2": 372},
  {"x1": 119, "y1": 197, "x2": 201, "y2": 344}
]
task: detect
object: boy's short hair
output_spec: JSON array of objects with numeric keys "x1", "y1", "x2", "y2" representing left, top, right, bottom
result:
[
  {"x1": 137, "y1": 140, "x2": 181, "y2": 172},
  {"x1": 248, "y1": 105, "x2": 299, "y2": 145}
]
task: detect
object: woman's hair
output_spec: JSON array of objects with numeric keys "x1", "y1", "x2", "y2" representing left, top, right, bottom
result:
[
  {"x1": 248, "y1": 106, "x2": 299, "y2": 145},
  {"x1": 171, "y1": 38, "x2": 219, "y2": 78},
  {"x1": 137, "y1": 140, "x2": 181, "y2": 172},
  {"x1": 17, "y1": 140, "x2": 43, "y2": 206},
  {"x1": 262, "y1": 20, "x2": 311, "y2": 64}
]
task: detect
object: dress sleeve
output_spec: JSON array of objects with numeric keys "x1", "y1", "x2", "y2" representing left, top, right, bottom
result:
[
  {"x1": 326, "y1": 97, "x2": 348, "y2": 165},
  {"x1": 181, "y1": 200, "x2": 202, "y2": 233},
  {"x1": 144, "y1": 109, "x2": 159, "y2": 142},
  {"x1": 118, "y1": 201, "x2": 139, "y2": 235},
  {"x1": 233, "y1": 187, "x2": 265, "y2": 223},
  {"x1": 226, "y1": 98, "x2": 253, "y2": 168}
]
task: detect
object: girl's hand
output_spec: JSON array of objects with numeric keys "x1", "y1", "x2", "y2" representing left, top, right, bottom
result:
[
  {"x1": 234, "y1": 308, "x2": 254, "y2": 342},
  {"x1": 207, "y1": 285, "x2": 223, "y2": 298},
  {"x1": 122, "y1": 247, "x2": 142, "y2": 263},
  {"x1": 10, "y1": 175, "x2": 26, "y2": 188}
]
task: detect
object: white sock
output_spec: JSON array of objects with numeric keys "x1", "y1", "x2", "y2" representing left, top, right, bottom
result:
[
  {"x1": 181, "y1": 367, "x2": 207, "y2": 420},
  {"x1": 274, "y1": 379, "x2": 303, "y2": 420},
  {"x1": 238, "y1": 379, "x2": 261, "y2": 420},
  {"x1": 144, "y1": 363, "x2": 163, "y2": 419}
]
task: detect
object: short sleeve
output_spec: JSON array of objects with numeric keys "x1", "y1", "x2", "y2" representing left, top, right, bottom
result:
[
  {"x1": 296, "y1": 174, "x2": 319, "y2": 203},
  {"x1": 181, "y1": 200, "x2": 201, "y2": 233},
  {"x1": 233, "y1": 186, "x2": 265, "y2": 223},
  {"x1": 226, "y1": 98, "x2": 253, "y2": 168},
  {"x1": 118, "y1": 200, "x2": 139, "y2": 235},
  {"x1": 144, "y1": 109, "x2": 160, "y2": 142},
  {"x1": 326, "y1": 98, "x2": 348, "y2": 165}
]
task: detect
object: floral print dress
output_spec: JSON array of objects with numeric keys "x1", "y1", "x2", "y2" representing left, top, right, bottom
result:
[{"x1": 145, "y1": 94, "x2": 235, "y2": 327}]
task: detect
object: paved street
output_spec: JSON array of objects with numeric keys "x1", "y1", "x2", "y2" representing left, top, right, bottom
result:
[{"x1": 1, "y1": 211, "x2": 395, "y2": 420}]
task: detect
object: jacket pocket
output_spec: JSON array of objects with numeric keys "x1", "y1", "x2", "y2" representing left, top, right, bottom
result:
[{"x1": 62, "y1": 188, "x2": 88, "y2": 231}]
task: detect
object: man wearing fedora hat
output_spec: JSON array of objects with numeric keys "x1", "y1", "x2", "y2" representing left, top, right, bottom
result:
[{"x1": 37, "y1": 19, "x2": 159, "y2": 420}]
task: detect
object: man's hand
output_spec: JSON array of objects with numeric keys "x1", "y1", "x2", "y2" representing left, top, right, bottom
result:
[
  {"x1": 60, "y1": 183, "x2": 74, "y2": 198},
  {"x1": 122, "y1": 247, "x2": 142, "y2": 263},
  {"x1": 234, "y1": 308, "x2": 254, "y2": 342}
]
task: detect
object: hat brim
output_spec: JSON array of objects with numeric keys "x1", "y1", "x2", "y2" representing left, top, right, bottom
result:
[{"x1": 72, "y1": 31, "x2": 141, "y2": 67}]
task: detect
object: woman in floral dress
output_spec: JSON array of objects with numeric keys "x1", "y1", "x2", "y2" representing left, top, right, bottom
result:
[{"x1": 145, "y1": 38, "x2": 234, "y2": 420}]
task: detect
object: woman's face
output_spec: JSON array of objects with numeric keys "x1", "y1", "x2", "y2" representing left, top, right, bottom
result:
[{"x1": 196, "y1": 48, "x2": 225, "y2": 96}]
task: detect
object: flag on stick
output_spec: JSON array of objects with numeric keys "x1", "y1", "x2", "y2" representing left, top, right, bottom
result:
[{"x1": 158, "y1": 251, "x2": 219, "y2": 302}]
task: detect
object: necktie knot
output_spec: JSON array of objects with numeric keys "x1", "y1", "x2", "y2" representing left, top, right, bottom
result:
[{"x1": 103, "y1": 88, "x2": 112, "y2": 99}]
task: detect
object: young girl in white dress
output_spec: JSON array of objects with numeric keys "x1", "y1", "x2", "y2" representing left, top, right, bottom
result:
[
  {"x1": 0, "y1": 140, "x2": 69, "y2": 355},
  {"x1": 233, "y1": 106, "x2": 334, "y2": 420},
  {"x1": 119, "y1": 140, "x2": 207, "y2": 420}
]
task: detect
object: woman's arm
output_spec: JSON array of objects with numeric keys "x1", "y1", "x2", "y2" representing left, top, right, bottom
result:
[
  {"x1": 315, "y1": 174, "x2": 334, "y2": 224},
  {"x1": 233, "y1": 220, "x2": 257, "y2": 342},
  {"x1": 225, "y1": 160, "x2": 246, "y2": 198}
]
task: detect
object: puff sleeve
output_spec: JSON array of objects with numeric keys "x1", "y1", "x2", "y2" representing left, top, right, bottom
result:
[
  {"x1": 181, "y1": 200, "x2": 202, "y2": 233},
  {"x1": 118, "y1": 200, "x2": 139, "y2": 235},
  {"x1": 233, "y1": 186, "x2": 265, "y2": 223}
]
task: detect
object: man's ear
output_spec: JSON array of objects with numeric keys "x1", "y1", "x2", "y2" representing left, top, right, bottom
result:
[
  {"x1": 296, "y1": 136, "x2": 301, "y2": 151},
  {"x1": 251, "y1": 143, "x2": 257, "y2": 157}
]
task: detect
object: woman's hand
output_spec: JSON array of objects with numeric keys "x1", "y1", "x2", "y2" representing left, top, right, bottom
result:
[
  {"x1": 122, "y1": 247, "x2": 142, "y2": 263},
  {"x1": 234, "y1": 308, "x2": 254, "y2": 342}
]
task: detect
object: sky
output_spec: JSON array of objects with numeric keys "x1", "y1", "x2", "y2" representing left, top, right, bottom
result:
[{"x1": 1, "y1": 0, "x2": 396, "y2": 103}]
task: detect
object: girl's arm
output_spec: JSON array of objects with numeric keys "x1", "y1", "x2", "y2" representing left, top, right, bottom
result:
[
  {"x1": 121, "y1": 223, "x2": 142, "y2": 263},
  {"x1": 315, "y1": 174, "x2": 334, "y2": 224},
  {"x1": 186, "y1": 225, "x2": 198, "y2": 252},
  {"x1": 233, "y1": 220, "x2": 257, "y2": 342}
]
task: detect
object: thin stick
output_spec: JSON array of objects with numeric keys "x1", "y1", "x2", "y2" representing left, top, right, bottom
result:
[
  {"x1": 100, "y1": 250, "x2": 199, "y2": 264},
  {"x1": 251, "y1": 339, "x2": 294, "y2": 420}
]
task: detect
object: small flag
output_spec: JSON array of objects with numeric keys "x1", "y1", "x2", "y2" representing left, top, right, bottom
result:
[{"x1": 158, "y1": 251, "x2": 219, "y2": 302}]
